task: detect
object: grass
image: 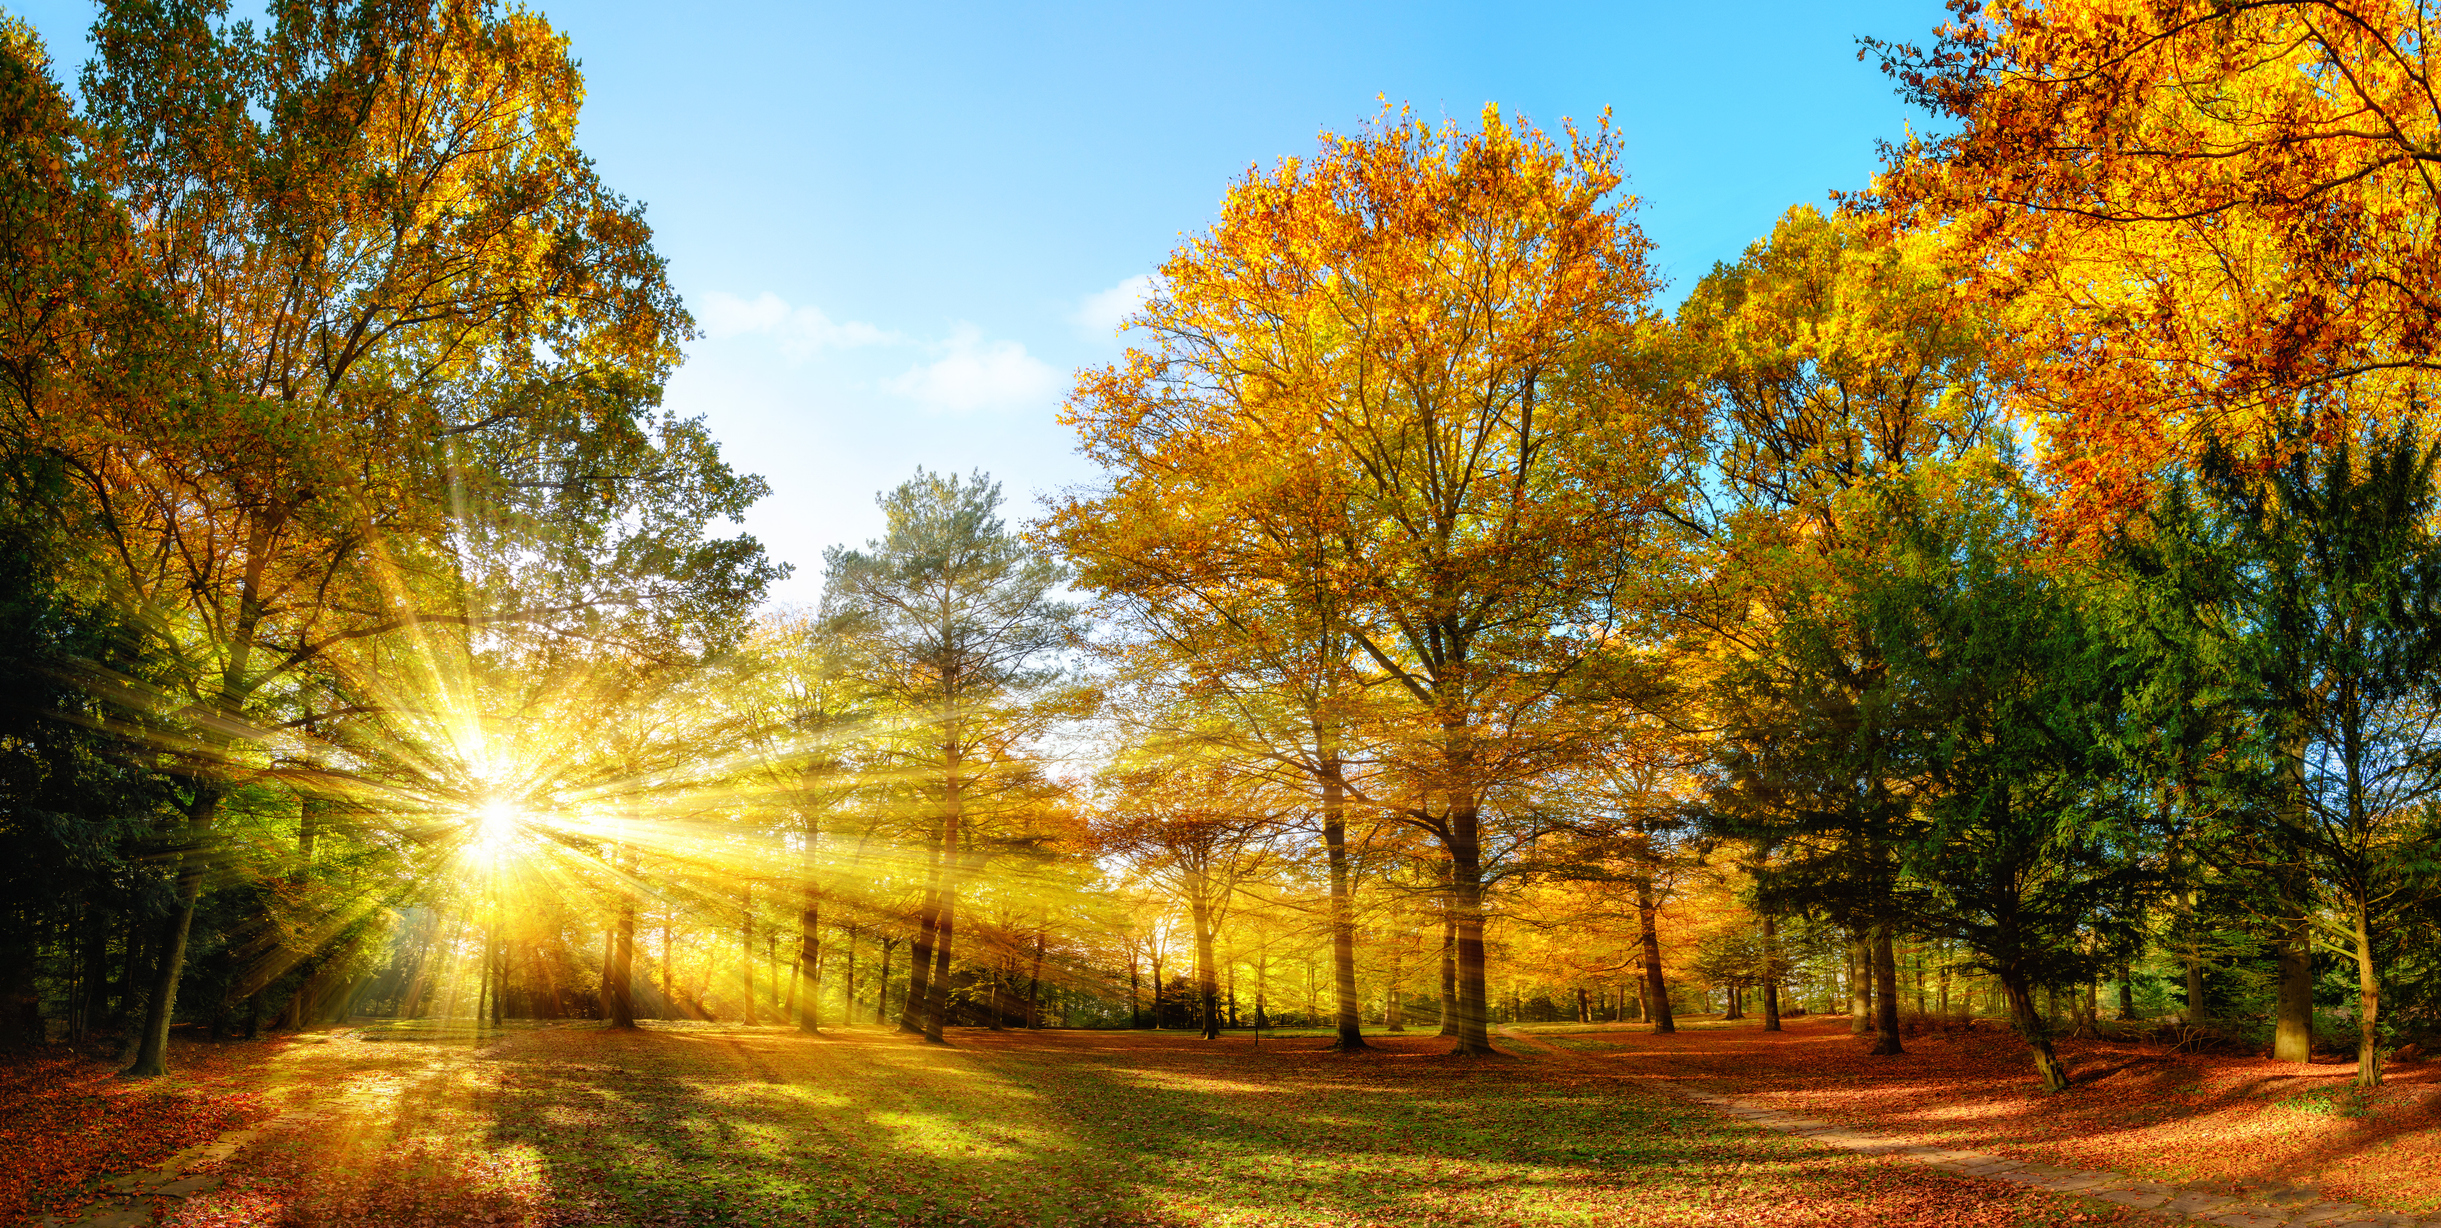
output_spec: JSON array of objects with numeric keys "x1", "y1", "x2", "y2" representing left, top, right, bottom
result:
[{"x1": 114, "y1": 1021, "x2": 2195, "y2": 1228}]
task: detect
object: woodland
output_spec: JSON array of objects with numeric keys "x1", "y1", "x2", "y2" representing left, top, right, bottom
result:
[{"x1": 7, "y1": 0, "x2": 2441, "y2": 1225}]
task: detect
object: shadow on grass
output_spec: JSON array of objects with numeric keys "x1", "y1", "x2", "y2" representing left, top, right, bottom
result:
[
  {"x1": 163, "y1": 1021, "x2": 2178, "y2": 1227},
  {"x1": 1549, "y1": 1015, "x2": 2441, "y2": 1214}
]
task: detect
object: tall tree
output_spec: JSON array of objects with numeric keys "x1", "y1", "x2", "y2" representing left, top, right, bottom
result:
[
  {"x1": 1064, "y1": 104, "x2": 1691, "y2": 1055},
  {"x1": 825, "y1": 470, "x2": 1079, "y2": 1043},
  {"x1": 1875, "y1": 0, "x2": 2441, "y2": 520},
  {"x1": 4, "y1": 0, "x2": 778, "y2": 1075},
  {"x1": 1097, "y1": 752, "x2": 1281, "y2": 1041},
  {"x1": 1049, "y1": 450, "x2": 1384, "y2": 1052},
  {"x1": 1677, "y1": 204, "x2": 2002, "y2": 1057},
  {"x1": 2123, "y1": 426, "x2": 2441, "y2": 1087},
  {"x1": 1876, "y1": 1, "x2": 2441, "y2": 1041},
  {"x1": 1870, "y1": 469, "x2": 2145, "y2": 1092}
]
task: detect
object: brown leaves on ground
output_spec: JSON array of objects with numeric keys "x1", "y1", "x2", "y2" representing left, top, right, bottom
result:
[
  {"x1": 0, "y1": 1036, "x2": 271, "y2": 1223},
  {"x1": 1555, "y1": 1016, "x2": 2441, "y2": 1215}
]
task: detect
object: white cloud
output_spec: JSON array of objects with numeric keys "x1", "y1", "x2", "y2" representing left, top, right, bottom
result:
[
  {"x1": 883, "y1": 323, "x2": 1063, "y2": 414},
  {"x1": 1071, "y1": 273, "x2": 1157, "y2": 340},
  {"x1": 697, "y1": 290, "x2": 900, "y2": 357}
]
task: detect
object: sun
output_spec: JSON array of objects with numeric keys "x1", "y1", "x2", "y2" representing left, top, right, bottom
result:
[{"x1": 469, "y1": 798, "x2": 527, "y2": 859}]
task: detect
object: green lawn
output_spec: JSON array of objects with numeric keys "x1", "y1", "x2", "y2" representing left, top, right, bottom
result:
[{"x1": 166, "y1": 1022, "x2": 2182, "y2": 1228}]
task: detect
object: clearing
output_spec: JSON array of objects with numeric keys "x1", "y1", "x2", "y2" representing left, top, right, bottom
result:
[{"x1": 16, "y1": 1018, "x2": 2422, "y2": 1228}]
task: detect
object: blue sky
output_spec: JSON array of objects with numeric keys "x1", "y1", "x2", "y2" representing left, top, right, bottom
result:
[{"x1": 12, "y1": 0, "x2": 1949, "y2": 605}]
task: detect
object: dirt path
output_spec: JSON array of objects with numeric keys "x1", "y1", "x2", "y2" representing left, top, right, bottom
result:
[{"x1": 1496, "y1": 1025, "x2": 2440, "y2": 1228}]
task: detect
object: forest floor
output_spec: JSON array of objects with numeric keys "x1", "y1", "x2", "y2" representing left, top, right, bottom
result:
[
  {"x1": 1520, "y1": 1015, "x2": 2441, "y2": 1220},
  {"x1": 9, "y1": 1018, "x2": 2219, "y2": 1228}
]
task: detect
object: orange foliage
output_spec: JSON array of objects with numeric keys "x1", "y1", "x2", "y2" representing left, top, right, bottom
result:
[{"x1": 1878, "y1": 0, "x2": 2441, "y2": 526}]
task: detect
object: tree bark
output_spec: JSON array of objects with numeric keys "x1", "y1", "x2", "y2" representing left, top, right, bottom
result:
[
  {"x1": 875, "y1": 937, "x2": 895, "y2": 1025},
  {"x1": 2353, "y1": 902, "x2": 2382, "y2": 1088},
  {"x1": 1761, "y1": 912, "x2": 1782, "y2": 1032},
  {"x1": 1027, "y1": 924, "x2": 1044, "y2": 1029},
  {"x1": 903, "y1": 905, "x2": 936, "y2": 1032},
  {"x1": 1636, "y1": 872, "x2": 1674, "y2": 1034},
  {"x1": 923, "y1": 736, "x2": 965, "y2": 1044},
  {"x1": 1850, "y1": 933, "x2": 1871, "y2": 1034},
  {"x1": 798, "y1": 893, "x2": 822, "y2": 1033},
  {"x1": 1871, "y1": 926, "x2": 1904, "y2": 1055},
  {"x1": 926, "y1": 892, "x2": 954, "y2": 1043},
  {"x1": 608, "y1": 870, "x2": 637, "y2": 1028},
  {"x1": 2274, "y1": 914, "x2": 2314, "y2": 1062},
  {"x1": 1190, "y1": 871, "x2": 1220, "y2": 1041},
  {"x1": 1448, "y1": 801, "x2": 1494, "y2": 1055},
  {"x1": 2000, "y1": 969, "x2": 2070, "y2": 1092},
  {"x1": 2273, "y1": 731, "x2": 2313, "y2": 1059},
  {"x1": 1319, "y1": 748, "x2": 1368, "y2": 1051},
  {"x1": 123, "y1": 786, "x2": 220, "y2": 1076},
  {"x1": 1384, "y1": 939, "x2": 1406, "y2": 1032}
]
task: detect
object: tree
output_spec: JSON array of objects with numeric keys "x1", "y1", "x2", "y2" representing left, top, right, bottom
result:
[
  {"x1": 1676, "y1": 203, "x2": 2005, "y2": 1057},
  {"x1": 1875, "y1": 0, "x2": 2441, "y2": 522},
  {"x1": 1049, "y1": 446, "x2": 1385, "y2": 1052},
  {"x1": 1875, "y1": 1, "x2": 2441, "y2": 1047},
  {"x1": 2123, "y1": 426, "x2": 2441, "y2": 1087},
  {"x1": 9, "y1": 0, "x2": 776, "y2": 1076},
  {"x1": 1873, "y1": 470, "x2": 2145, "y2": 1091},
  {"x1": 1064, "y1": 104, "x2": 1691, "y2": 1055},
  {"x1": 824, "y1": 470, "x2": 1080, "y2": 1043},
  {"x1": 1097, "y1": 751, "x2": 1281, "y2": 1040}
]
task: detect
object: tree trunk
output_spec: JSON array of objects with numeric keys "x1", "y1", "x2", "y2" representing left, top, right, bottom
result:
[
  {"x1": 1761, "y1": 912, "x2": 1782, "y2": 1032},
  {"x1": 2353, "y1": 902, "x2": 2381, "y2": 1088},
  {"x1": 608, "y1": 877, "x2": 637, "y2": 1028},
  {"x1": 2184, "y1": 946, "x2": 2208, "y2": 1023},
  {"x1": 1636, "y1": 872, "x2": 1674, "y2": 1034},
  {"x1": 1436, "y1": 898, "x2": 1458, "y2": 1037},
  {"x1": 841, "y1": 928, "x2": 857, "y2": 1028},
  {"x1": 2273, "y1": 731, "x2": 2313, "y2": 1059},
  {"x1": 1448, "y1": 799, "x2": 1495, "y2": 1055},
  {"x1": 1027, "y1": 924, "x2": 1044, "y2": 1029},
  {"x1": 926, "y1": 892, "x2": 954, "y2": 1043},
  {"x1": 875, "y1": 937, "x2": 895, "y2": 1025},
  {"x1": 798, "y1": 892, "x2": 822, "y2": 1034},
  {"x1": 924, "y1": 745, "x2": 964, "y2": 1044},
  {"x1": 903, "y1": 906, "x2": 936, "y2": 1032},
  {"x1": 2274, "y1": 914, "x2": 2314, "y2": 1062},
  {"x1": 1871, "y1": 926, "x2": 1904, "y2": 1055},
  {"x1": 1319, "y1": 748, "x2": 1367, "y2": 1051},
  {"x1": 2000, "y1": 970, "x2": 2070, "y2": 1092},
  {"x1": 124, "y1": 786, "x2": 221, "y2": 1076},
  {"x1": 1190, "y1": 875, "x2": 1220, "y2": 1041},
  {"x1": 1850, "y1": 933, "x2": 1871, "y2": 1034},
  {"x1": 741, "y1": 885, "x2": 755, "y2": 1025}
]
